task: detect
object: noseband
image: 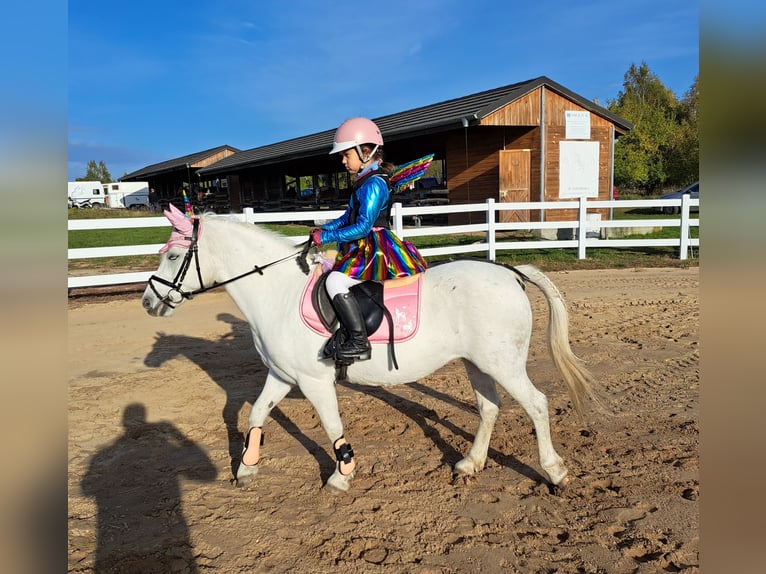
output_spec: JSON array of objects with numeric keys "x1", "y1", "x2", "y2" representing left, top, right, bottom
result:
[{"x1": 148, "y1": 218, "x2": 311, "y2": 309}]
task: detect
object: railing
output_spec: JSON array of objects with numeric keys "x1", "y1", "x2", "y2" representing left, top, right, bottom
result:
[{"x1": 68, "y1": 196, "x2": 699, "y2": 289}]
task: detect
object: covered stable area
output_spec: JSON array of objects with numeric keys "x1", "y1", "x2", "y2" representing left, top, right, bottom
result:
[
  {"x1": 126, "y1": 76, "x2": 632, "y2": 226},
  {"x1": 122, "y1": 145, "x2": 240, "y2": 212}
]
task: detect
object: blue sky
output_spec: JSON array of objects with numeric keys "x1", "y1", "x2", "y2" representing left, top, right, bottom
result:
[{"x1": 68, "y1": 0, "x2": 699, "y2": 181}]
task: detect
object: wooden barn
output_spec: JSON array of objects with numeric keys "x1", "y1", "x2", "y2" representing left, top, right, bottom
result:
[
  {"x1": 132, "y1": 77, "x2": 633, "y2": 227},
  {"x1": 123, "y1": 145, "x2": 240, "y2": 210}
]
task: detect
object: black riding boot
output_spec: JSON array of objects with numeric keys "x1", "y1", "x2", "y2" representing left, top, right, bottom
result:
[{"x1": 331, "y1": 292, "x2": 371, "y2": 361}]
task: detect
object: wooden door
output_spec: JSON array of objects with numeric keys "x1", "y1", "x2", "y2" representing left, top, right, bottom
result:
[{"x1": 499, "y1": 150, "x2": 530, "y2": 223}]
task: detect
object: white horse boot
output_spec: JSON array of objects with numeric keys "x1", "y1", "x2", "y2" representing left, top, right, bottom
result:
[{"x1": 330, "y1": 292, "x2": 371, "y2": 361}]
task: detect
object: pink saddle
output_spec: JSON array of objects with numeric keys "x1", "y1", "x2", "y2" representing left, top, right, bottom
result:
[{"x1": 299, "y1": 268, "x2": 422, "y2": 344}]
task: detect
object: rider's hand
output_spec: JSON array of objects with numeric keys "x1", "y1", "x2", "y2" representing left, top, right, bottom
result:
[{"x1": 310, "y1": 228, "x2": 323, "y2": 246}]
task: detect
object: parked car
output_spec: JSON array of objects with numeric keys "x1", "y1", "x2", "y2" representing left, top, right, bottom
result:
[{"x1": 659, "y1": 182, "x2": 699, "y2": 214}]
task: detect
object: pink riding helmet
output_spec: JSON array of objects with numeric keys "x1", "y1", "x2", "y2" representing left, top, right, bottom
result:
[{"x1": 329, "y1": 117, "x2": 383, "y2": 162}]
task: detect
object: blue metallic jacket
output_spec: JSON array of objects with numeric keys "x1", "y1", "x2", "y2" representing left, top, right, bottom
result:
[{"x1": 319, "y1": 168, "x2": 390, "y2": 246}]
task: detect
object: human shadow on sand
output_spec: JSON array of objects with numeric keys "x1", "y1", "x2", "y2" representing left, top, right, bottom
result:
[
  {"x1": 144, "y1": 313, "x2": 544, "y2": 485},
  {"x1": 81, "y1": 403, "x2": 216, "y2": 574}
]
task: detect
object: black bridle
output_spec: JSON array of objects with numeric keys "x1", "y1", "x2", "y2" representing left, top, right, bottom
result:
[{"x1": 148, "y1": 218, "x2": 310, "y2": 309}]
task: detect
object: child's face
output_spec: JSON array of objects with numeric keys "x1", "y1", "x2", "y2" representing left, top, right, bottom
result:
[{"x1": 340, "y1": 148, "x2": 364, "y2": 174}]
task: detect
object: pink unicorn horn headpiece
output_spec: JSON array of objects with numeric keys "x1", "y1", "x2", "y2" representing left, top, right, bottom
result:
[{"x1": 159, "y1": 203, "x2": 202, "y2": 253}]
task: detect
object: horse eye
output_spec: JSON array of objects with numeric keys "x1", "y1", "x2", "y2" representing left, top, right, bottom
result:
[{"x1": 168, "y1": 254, "x2": 179, "y2": 261}]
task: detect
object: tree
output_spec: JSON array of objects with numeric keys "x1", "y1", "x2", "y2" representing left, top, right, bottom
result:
[
  {"x1": 665, "y1": 76, "x2": 699, "y2": 186},
  {"x1": 608, "y1": 62, "x2": 697, "y2": 193},
  {"x1": 77, "y1": 160, "x2": 113, "y2": 183}
]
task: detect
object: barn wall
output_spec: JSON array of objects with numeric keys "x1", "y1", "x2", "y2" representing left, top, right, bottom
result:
[
  {"x1": 445, "y1": 125, "x2": 541, "y2": 225},
  {"x1": 481, "y1": 90, "x2": 541, "y2": 126},
  {"x1": 542, "y1": 89, "x2": 614, "y2": 223}
]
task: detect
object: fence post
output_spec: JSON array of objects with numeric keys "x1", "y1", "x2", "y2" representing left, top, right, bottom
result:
[
  {"x1": 679, "y1": 194, "x2": 690, "y2": 260},
  {"x1": 577, "y1": 196, "x2": 588, "y2": 259},
  {"x1": 243, "y1": 207, "x2": 254, "y2": 224},
  {"x1": 392, "y1": 202, "x2": 404, "y2": 238},
  {"x1": 486, "y1": 198, "x2": 496, "y2": 261}
]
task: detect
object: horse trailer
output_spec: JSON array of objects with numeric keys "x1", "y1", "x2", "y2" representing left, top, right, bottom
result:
[
  {"x1": 68, "y1": 181, "x2": 106, "y2": 208},
  {"x1": 102, "y1": 181, "x2": 150, "y2": 209}
]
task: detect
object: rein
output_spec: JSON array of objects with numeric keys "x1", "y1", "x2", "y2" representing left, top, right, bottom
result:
[{"x1": 148, "y1": 218, "x2": 309, "y2": 308}]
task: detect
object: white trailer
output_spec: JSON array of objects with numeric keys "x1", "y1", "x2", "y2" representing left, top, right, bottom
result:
[
  {"x1": 68, "y1": 181, "x2": 106, "y2": 208},
  {"x1": 103, "y1": 181, "x2": 150, "y2": 209}
]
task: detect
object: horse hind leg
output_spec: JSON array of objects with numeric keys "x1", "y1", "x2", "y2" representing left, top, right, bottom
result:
[
  {"x1": 496, "y1": 367, "x2": 569, "y2": 487},
  {"x1": 454, "y1": 362, "x2": 500, "y2": 476}
]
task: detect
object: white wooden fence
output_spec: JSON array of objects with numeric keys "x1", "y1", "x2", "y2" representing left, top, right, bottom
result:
[{"x1": 68, "y1": 196, "x2": 699, "y2": 289}]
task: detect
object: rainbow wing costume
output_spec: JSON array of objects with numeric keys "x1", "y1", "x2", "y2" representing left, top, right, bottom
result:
[{"x1": 389, "y1": 153, "x2": 435, "y2": 194}]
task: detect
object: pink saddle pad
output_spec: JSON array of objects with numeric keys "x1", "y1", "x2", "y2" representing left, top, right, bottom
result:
[{"x1": 299, "y1": 269, "x2": 422, "y2": 344}]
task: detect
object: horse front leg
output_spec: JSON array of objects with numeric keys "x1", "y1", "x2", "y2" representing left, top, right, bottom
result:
[
  {"x1": 236, "y1": 370, "x2": 292, "y2": 487},
  {"x1": 298, "y1": 377, "x2": 355, "y2": 495}
]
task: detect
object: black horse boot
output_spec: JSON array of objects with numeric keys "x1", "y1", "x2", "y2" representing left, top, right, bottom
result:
[{"x1": 331, "y1": 292, "x2": 371, "y2": 361}]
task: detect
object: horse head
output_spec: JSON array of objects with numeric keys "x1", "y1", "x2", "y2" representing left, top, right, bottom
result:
[{"x1": 141, "y1": 204, "x2": 206, "y2": 317}]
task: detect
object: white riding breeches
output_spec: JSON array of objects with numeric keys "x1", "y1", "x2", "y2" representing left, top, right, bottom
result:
[{"x1": 325, "y1": 271, "x2": 362, "y2": 299}]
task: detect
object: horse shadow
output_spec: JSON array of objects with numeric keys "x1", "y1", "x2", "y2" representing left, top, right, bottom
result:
[
  {"x1": 343, "y1": 380, "x2": 545, "y2": 484},
  {"x1": 81, "y1": 403, "x2": 216, "y2": 573},
  {"x1": 143, "y1": 313, "x2": 544, "y2": 485},
  {"x1": 144, "y1": 313, "x2": 332, "y2": 478}
]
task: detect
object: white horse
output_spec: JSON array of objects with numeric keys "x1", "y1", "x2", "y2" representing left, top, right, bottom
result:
[{"x1": 141, "y1": 207, "x2": 600, "y2": 494}]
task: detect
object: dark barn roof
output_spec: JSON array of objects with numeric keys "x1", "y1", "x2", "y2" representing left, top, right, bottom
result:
[
  {"x1": 199, "y1": 76, "x2": 632, "y2": 176},
  {"x1": 123, "y1": 144, "x2": 240, "y2": 180}
]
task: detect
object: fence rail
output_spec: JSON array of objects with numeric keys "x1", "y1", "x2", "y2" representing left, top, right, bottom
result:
[{"x1": 68, "y1": 196, "x2": 699, "y2": 289}]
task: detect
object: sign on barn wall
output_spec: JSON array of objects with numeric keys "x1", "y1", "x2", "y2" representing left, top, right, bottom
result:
[
  {"x1": 558, "y1": 141, "x2": 600, "y2": 198},
  {"x1": 565, "y1": 110, "x2": 591, "y2": 139}
]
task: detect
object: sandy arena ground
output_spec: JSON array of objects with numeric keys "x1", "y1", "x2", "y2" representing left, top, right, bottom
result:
[{"x1": 68, "y1": 266, "x2": 699, "y2": 573}]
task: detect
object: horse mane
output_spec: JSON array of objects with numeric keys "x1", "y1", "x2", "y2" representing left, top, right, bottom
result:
[
  {"x1": 198, "y1": 214, "x2": 309, "y2": 275},
  {"x1": 200, "y1": 214, "x2": 294, "y2": 247}
]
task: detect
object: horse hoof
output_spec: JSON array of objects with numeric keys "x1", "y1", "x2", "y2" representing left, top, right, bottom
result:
[
  {"x1": 235, "y1": 463, "x2": 260, "y2": 488},
  {"x1": 235, "y1": 474, "x2": 256, "y2": 488},
  {"x1": 553, "y1": 474, "x2": 571, "y2": 493},
  {"x1": 324, "y1": 471, "x2": 353, "y2": 495},
  {"x1": 454, "y1": 457, "x2": 479, "y2": 476}
]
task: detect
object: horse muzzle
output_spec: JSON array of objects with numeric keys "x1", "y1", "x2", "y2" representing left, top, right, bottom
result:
[{"x1": 142, "y1": 283, "x2": 182, "y2": 317}]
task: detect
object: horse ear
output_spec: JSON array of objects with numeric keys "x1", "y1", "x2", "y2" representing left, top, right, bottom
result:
[
  {"x1": 166, "y1": 203, "x2": 183, "y2": 217},
  {"x1": 164, "y1": 203, "x2": 193, "y2": 234}
]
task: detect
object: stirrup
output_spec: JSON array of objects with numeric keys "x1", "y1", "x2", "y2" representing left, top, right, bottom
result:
[{"x1": 337, "y1": 346, "x2": 371, "y2": 361}]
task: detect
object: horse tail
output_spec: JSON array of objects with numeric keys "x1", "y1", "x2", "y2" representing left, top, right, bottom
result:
[{"x1": 513, "y1": 264, "x2": 607, "y2": 421}]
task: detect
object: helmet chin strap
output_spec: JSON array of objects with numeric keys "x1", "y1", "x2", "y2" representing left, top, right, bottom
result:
[{"x1": 355, "y1": 144, "x2": 379, "y2": 163}]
